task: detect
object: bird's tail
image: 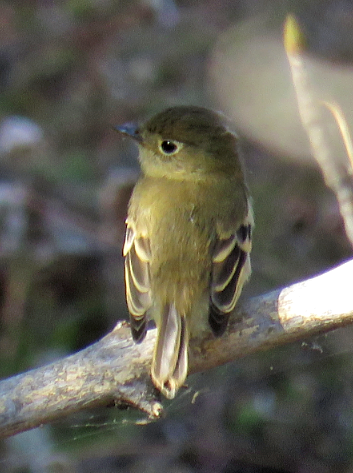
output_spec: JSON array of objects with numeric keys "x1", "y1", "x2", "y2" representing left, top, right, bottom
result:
[{"x1": 151, "y1": 304, "x2": 189, "y2": 399}]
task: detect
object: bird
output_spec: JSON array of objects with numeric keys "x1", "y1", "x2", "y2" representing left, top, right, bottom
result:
[{"x1": 115, "y1": 105, "x2": 253, "y2": 399}]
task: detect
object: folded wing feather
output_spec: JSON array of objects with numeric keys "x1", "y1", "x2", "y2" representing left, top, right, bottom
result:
[
  {"x1": 123, "y1": 222, "x2": 152, "y2": 342},
  {"x1": 209, "y1": 211, "x2": 253, "y2": 336}
]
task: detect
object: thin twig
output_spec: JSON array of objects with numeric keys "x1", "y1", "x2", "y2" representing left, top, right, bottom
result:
[{"x1": 284, "y1": 14, "x2": 353, "y2": 247}]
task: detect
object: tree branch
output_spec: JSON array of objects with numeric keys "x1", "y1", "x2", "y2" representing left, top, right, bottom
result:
[{"x1": 1, "y1": 259, "x2": 353, "y2": 439}]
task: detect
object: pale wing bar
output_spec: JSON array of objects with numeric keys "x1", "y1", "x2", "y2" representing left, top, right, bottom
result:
[
  {"x1": 209, "y1": 217, "x2": 252, "y2": 336},
  {"x1": 123, "y1": 224, "x2": 152, "y2": 342}
]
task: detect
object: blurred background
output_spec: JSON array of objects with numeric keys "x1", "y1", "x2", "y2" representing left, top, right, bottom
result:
[{"x1": 0, "y1": 0, "x2": 353, "y2": 472}]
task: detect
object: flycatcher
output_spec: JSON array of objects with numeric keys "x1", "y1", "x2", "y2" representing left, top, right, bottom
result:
[{"x1": 115, "y1": 106, "x2": 253, "y2": 399}]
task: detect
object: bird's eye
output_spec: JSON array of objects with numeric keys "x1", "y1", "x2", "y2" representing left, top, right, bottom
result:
[{"x1": 160, "y1": 140, "x2": 179, "y2": 155}]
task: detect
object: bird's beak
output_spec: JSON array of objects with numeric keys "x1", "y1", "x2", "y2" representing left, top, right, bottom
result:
[{"x1": 113, "y1": 123, "x2": 143, "y2": 143}]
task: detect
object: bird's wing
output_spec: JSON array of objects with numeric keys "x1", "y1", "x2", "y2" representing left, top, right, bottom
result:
[
  {"x1": 123, "y1": 221, "x2": 152, "y2": 342},
  {"x1": 209, "y1": 207, "x2": 253, "y2": 336}
]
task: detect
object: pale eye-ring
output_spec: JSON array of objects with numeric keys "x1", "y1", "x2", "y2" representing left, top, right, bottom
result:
[{"x1": 159, "y1": 140, "x2": 180, "y2": 155}]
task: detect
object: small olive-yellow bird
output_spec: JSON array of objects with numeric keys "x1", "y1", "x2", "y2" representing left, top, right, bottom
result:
[{"x1": 115, "y1": 106, "x2": 253, "y2": 399}]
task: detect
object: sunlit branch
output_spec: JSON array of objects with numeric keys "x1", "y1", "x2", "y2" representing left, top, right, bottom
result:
[{"x1": 0, "y1": 258, "x2": 353, "y2": 439}]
